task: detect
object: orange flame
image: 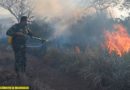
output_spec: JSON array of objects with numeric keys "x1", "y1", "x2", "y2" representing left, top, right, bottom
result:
[{"x1": 104, "y1": 24, "x2": 130, "y2": 57}]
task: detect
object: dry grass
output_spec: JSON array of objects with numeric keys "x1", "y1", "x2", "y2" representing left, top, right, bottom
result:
[{"x1": 0, "y1": 45, "x2": 130, "y2": 90}]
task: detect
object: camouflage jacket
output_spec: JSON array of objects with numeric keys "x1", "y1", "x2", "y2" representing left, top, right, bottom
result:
[{"x1": 6, "y1": 23, "x2": 33, "y2": 45}]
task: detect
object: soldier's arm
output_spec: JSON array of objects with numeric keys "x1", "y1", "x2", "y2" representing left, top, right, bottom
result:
[
  {"x1": 27, "y1": 27, "x2": 47, "y2": 42},
  {"x1": 28, "y1": 29, "x2": 33, "y2": 37},
  {"x1": 6, "y1": 24, "x2": 17, "y2": 36},
  {"x1": 6, "y1": 24, "x2": 24, "y2": 36}
]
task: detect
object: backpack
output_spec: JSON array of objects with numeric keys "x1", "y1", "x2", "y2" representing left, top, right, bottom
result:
[{"x1": 7, "y1": 36, "x2": 13, "y2": 44}]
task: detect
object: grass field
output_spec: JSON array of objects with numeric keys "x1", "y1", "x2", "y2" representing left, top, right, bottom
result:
[{"x1": 0, "y1": 44, "x2": 130, "y2": 90}]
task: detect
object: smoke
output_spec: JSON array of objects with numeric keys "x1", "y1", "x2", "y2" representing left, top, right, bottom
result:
[
  {"x1": 32, "y1": 0, "x2": 96, "y2": 40},
  {"x1": 33, "y1": 0, "x2": 129, "y2": 49},
  {"x1": 33, "y1": 0, "x2": 65, "y2": 18},
  {"x1": 33, "y1": 0, "x2": 92, "y2": 18}
]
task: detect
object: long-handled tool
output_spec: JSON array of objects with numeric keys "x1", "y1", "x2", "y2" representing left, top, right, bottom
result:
[
  {"x1": 26, "y1": 36, "x2": 48, "y2": 48},
  {"x1": 31, "y1": 36, "x2": 48, "y2": 43}
]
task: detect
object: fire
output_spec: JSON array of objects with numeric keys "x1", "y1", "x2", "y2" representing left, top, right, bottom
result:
[{"x1": 104, "y1": 24, "x2": 130, "y2": 57}]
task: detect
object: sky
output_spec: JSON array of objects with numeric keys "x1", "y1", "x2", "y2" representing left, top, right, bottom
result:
[{"x1": 0, "y1": 8, "x2": 9, "y2": 16}]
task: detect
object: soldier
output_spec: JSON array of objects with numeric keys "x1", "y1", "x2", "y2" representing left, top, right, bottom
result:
[{"x1": 6, "y1": 16, "x2": 33, "y2": 76}]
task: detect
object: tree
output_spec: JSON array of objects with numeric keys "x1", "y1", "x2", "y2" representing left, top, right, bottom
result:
[
  {"x1": 91, "y1": 0, "x2": 122, "y2": 10},
  {"x1": 0, "y1": 0, "x2": 34, "y2": 22}
]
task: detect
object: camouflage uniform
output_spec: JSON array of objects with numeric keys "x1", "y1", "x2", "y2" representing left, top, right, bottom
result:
[{"x1": 6, "y1": 23, "x2": 32, "y2": 73}]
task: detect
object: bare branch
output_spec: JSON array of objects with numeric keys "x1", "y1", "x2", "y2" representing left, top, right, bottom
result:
[{"x1": 0, "y1": 0, "x2": 34, "y2": 22}]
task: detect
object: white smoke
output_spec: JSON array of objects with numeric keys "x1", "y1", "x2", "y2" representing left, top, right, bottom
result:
[{"x1": 32, "y1": 0, "x2": 95, "y2": 40}]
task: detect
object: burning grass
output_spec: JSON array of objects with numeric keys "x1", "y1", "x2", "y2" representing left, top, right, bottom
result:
[{"x1": 104, "y1": 24, "x2": 130, "y2": 57}]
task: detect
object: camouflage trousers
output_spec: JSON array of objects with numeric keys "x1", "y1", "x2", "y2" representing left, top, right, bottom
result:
[{"x1": 12, "y1": 44, "x2": 27, "y2": 73}]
